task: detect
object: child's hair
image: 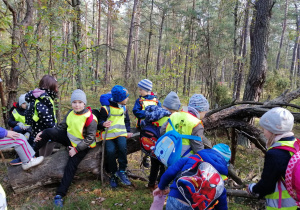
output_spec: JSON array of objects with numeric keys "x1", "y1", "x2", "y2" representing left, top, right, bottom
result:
[{"x1": 39, "y1": 75, "x2": 58, "y2": 92}]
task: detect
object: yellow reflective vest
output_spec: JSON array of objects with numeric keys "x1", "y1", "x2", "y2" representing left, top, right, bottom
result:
[
  {"x1": 66, "y1": 109, "x2": 97, "y2": 148},
  {"x1": 12, "y1": 108, "x2": 27, "y2": 125},
  {"x1": 166, "y1": 111, "x2": 202, "y2": 157},
  {"x1": 33, "y1": 96, "x2": 57, "y2": 123},
  {"x1": 140, "y1": 97, "x2": 158, "y2": 110},
  {"x1": 265, "y1": 139, "x2": 298, "y2": 210},
  {"x1": 101, "y1": 106, "x2": 127, "y2": 140}
]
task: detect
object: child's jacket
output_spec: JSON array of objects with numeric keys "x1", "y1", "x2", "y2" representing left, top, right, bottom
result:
[
  {"x1": 25, "y1": 88, "x2": 57, "y2": 137},
  {"x1": 132, "y1": 95, "x2": 161, "y2": 124},
  {"x1": 8, "y1": 103, "x2": 27, "y2": 127},
  {"x1": 58, "y1": 108, "x2": 98, "y2": 152},
  {"x1": 158, "y1": 149, "x2": 228, "y2": 210}
]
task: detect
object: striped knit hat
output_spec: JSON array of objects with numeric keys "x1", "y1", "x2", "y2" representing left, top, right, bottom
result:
[
  {"x1": 138, "y1": 79, "x2": 152, "y2": 92},
  {"x1": 212, "y1": 143, "x2": 231, "y2": 166}
]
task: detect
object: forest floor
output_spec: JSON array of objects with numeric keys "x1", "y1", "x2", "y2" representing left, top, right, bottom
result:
[{"x1": 1, "y1": 123, "x2": 299, "y2": 210}]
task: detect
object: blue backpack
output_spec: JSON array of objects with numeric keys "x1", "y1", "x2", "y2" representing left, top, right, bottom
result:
[{"x1": 153, "y1": 118, "x2": 202, "y2": 167}]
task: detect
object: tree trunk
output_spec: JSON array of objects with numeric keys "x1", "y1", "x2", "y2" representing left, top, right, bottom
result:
[
  {"x1": 94, "y1": 0, "x2": 101, "y2": 91},
  {"x1": 125, "y1": 0, "x2": 139, "y2": 81},
  {"x1": 275, "y1": 0, "x2": 288, "y2": 70},
  {"x1": 133, "y1": 0, "x2": 141, "y2": 75},
  {"x1": 145, "y1": 0, "x2": 154, "y2": 78},
  {"x1": 104, "y1": 0, "x2": 111, "y2": 85},
  {"x1": 243, "y1": 0, "x2": 275, "y2": 102},
  {"x1": 232, "y1": 0, "x2": 239, "y2": 100},
  {"x1": 8, "y1": 135, "x2": 141, "y2": 193},
  {"x1": 156, "y1": 9, "x2": 166, "y2": 74}
]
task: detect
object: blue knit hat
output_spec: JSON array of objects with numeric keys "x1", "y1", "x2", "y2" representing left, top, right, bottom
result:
[
  {"x1": 111, "y1": 85, "x2": 129, "y2": 103},
  {"x1": 212, "y1": 143, "x2": 231, "y2": 166},
  {"x1": 188, "y1": 94, "x2": 209, "y2": 112},
  {"x1": 138, "y1": 79, "x2": 152, "y2": 92}
]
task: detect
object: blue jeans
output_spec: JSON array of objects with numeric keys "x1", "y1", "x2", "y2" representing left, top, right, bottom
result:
[
  {"x1": 166, "y1": 196, "x2": 192, "y2": 210},
  {"x1": 105, "y1": 136, "x2": 127, "y2": 173}
]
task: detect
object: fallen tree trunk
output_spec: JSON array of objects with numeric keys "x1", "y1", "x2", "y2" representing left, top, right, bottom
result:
[
  {"x1": 8, "y1": 134, "x2": 141, "y2": 194},
  {"x1": 226, "y1": 189, "x2": 259, "y2": 199}
]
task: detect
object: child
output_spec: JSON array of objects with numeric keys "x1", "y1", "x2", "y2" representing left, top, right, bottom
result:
[
  {"x1": 133, "y1": 79, "x2": 161, "y2": 167},
  {"x1": 25, "y1": 75, "x2": 58, "y2": 156},
  {"x1": 0, "y1": 127, "x2": 44, "y2": 170},
  {"x1": 160, "y1": 94, "x2": 210, "y2": 157},
  {"x1": 8, "y1": 94, "x2": 31, "y2": 137},
  {"x1": 153, "y1": 143, "x2": 231, "y2": 210},
  {"x1": 98, "y1": 85, "x2": 133, "y2": 188},
  {"x1": 34, "y1": 89, "x2": 98, "y2": 207},
  {"x1": 141, "y1": 91, "x2": 181, "y2": 189},
  {"x1": 8, "y1": 94, "x2": 32, "y2": 165},
  {"x1": 132, "y1": 79, "x2": 161, "y2": 128},
  {"x1": 247, "y1": 107, "x2": 298, "y2": 209}
]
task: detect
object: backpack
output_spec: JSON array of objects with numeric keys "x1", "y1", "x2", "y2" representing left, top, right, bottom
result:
[
  {"x1": 140, "y1": 123, "x2": 161, "y2": 158},
  {"x1": 176, "y1": 156, "x2": 225, "y2": 210},
  {"x1": 153, "y1": 118, "x2": 202, "y2": 167},
  {"x1": 273, "y1": 138, "x2": 300, "y2": 207}
]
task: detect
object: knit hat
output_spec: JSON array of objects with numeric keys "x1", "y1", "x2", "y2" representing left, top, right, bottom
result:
[
  {"x1": 71, "y1": 89, "x2": 87, "y2": 104},
  {"x1": 259, "y1": 107, "x2": 294, "y2": 134},
  {"x1": 212, "y1": 143, "x2": 231, "y2": 165},
  {"x1": 138, "y1": 79, "x2": 152, "y2": 92},
  {"x1": 163, "y1": 91, "x2": 181, "y2": 111},
  {"x1": 188, "y1": 94, "x2": 209, "y2": 112},
  {"x1": 111, "y1": 85, "x2": 129, "y2": 103},
  {"x1": 18, "y1": 94, "x2": 26, "y2": 105}
]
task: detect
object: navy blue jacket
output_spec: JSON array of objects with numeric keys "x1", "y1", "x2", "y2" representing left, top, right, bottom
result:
[
  {"x1": 132, "y1": 95, "x2": 161, "y2": 119},
  {"x1": 158, "y1": 149, "x2": 228, "y2": 210},
  {"x1": 8, "y1": 103, "x2": 26, "y2": 128},
  {"x1": 253, "y1": 136, "x2": 294, "y2": 198}
]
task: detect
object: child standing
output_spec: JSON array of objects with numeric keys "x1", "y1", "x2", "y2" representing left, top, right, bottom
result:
[
  {"x1": 247, "y1": 107, "x2": 298, "y2": 209},
  {"x1": 98, "y1": 85, "x2": 133, "y2": 188},
  {"x1": 0, "y1": 128, "x2": 44, "y2": 170},
  {"x1": 141, "y1": 91, "x2": 181, "y2": 189},
  {"x1": 153, "y1": 143, "x2": 231, "y2": 210},
  {"x1": 132, "y1": 79, "x2": 161, "y2": 128},
  {"x1": 160, "y1": 94, "x2": 210, "y2": 157},
  {"x1": 34, "y1": 89, "x2": 98, "y2": 207}
]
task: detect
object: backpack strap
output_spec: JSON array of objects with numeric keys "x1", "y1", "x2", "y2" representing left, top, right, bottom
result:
[
  {"x1": 85, "y1": 107, "x2": 94, "y2": 127},
  {"x1": 168, "y1": 119, "x2": 202, "y2": 141},
  {"x1": 273, "y1": 146, "x2": 297, "y2": 154}
]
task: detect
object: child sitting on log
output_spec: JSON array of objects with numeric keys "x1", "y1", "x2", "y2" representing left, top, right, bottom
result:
[{"x1": 34, "y1": 89, "x2": 97, "y2": 207}]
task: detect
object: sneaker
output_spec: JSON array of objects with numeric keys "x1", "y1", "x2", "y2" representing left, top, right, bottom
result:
[
  {"x1": 116, "y1": 171, "x2": 131, "y2": 186},
  {"x1": 54, "y1": 195, "x2": 63, "y2": 207},
  {"x1": 110, "y1": 175, "x2": 118, "y2": 188},
  {"x1": 10, "y1": 157, "x2": 22, "y2": 166},
  {"x1": 142, "y1": 156, "x2": 150, "y2": 168},
  {"x1": 22, "y1": 156, "x2": 44, "y2": 170}
]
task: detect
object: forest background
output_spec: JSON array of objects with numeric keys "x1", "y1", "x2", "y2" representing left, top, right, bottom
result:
[{"x1": 0, "y1": 0, "x2": 300, "y2": 209}]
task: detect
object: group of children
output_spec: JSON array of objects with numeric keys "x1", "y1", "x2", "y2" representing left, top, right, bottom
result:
[{"x1": 0, "y1": 76, "x2": 299, "y2": 210}]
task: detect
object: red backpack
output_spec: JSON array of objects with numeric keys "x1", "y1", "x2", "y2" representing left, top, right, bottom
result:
[{"x1": 274, "y1": 138, "x2": 300, "y2": 207}]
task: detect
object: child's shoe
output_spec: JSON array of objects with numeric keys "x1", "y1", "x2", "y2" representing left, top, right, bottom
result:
[
  {"x1": 54, "y1": 195, "x2": 63, "y2": 207},
  {"x1": 142, "y1": 155, "x2": 150, "y2": 168},
  {"x1": 22, "y1": 156, "x2": 44, "y2": 170},
  {"x1": 24, "y1": 132, "x2": 30, "y2": 140},
  {"x1": 110, "y1": 174, "x2": 118, "y2": 188},
  {"x1": 116, "y1": 170, "x2": 131, "y2": 185},
  {"x1": 10, "y1": 157, "x2": 22, "y2": 166}
]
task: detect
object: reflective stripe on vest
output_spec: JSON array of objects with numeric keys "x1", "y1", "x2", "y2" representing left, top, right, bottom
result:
[
  {"x1": 0, "y1": 184, "x2": 7, "y2": 210},
  {"x1": 166, "y1": 111, "x2": 201, "y2": 157},
  {"x1": 265, "y1": 140, "x2": 297, "y2": 210},
  {"x1": 12, "y1": 109, "x2": 27, "y2": 125},
  {"x1": 66, "y1": 109, "x2": 97, "y2": 148},
  {"x1": 101, "y1": 106, "x2": 127, "y2": 140},
  {"x1": 140, "y1": 97, "x2": 158, "y2": 110},
  {"x1": 33, "y1": 97, "x2": 57, "y2": 123}
]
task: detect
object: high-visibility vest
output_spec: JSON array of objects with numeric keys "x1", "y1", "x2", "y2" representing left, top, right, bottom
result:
[
  {"x1": 166, "y1": 111, "x2": 201, "y2": 157},
  {"x1": 12, "y1": 108, "x2": 27, "y2": 125},
  {"x1": 139, "y1": 97, "x2": 158, "y2": 111},
  {"x1": 152, "y1": 116, "x2": 169, "y2": 127},
  {"x1": 0, "y1": 184, "x2": 7, "y2": 210},
  {"x1": 101, "y1": 106, "x2": 127, "y2": 140},
  {"x1": 266, "y1": 140, "x2": 298, "y2": 210},
  {"x1": 66, "y1": 109, "x2": 97, "y2": 148},
  {"x1": 33, "y1": 96, "x2": 57, "y2": 123}
]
